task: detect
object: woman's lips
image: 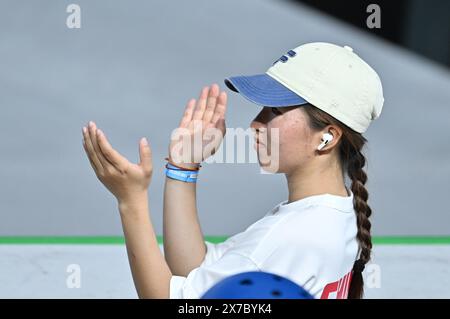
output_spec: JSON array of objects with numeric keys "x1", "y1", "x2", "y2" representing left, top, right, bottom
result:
[
  {"x1": 256, "y1": 137, "x2": 265, "y2": 145},
  {"x1": 254, "y1": 139, "x2": 265, "y2": 149},
  {"x1": 254, "y1": 134, "x2": 266, "y2": 149}
]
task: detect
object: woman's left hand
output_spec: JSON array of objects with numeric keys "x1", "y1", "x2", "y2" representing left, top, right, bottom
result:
[{"x1": 82, "y1": 121, "x2": 153, "y2": 204}]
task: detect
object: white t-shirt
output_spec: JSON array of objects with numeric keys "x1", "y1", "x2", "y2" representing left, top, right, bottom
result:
[{"x1": 169, "y1": 189, "x2": 359, "y2": 299}]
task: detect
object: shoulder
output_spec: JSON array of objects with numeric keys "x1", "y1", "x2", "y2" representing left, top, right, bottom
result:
[
  {"x1": 276, "y1": 204, "x2": 354, "y2": 239},
  {"x1": 252, "y1": 204, "x2": 357, "y2": 262}
]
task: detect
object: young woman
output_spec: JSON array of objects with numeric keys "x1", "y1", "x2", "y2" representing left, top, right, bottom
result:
[{"x1": 82, "y1": 42, "x2": 383, "y2": 299}]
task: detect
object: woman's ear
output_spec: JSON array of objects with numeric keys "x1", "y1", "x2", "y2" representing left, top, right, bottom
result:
[{"x1": 318, "y1": 125, "x2": 342, "y2": 151}]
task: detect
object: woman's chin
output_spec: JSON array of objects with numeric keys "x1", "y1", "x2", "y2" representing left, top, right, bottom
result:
[
  {"x1": 257, "y1": 157, "x2": 280, "y2": 174},
  {"x1": 259, "y1": 164, "x2": 280, "y2": 174}
]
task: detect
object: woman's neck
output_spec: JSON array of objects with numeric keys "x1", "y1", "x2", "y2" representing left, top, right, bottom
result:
[{"x1": 285, "y1": 161, "x2": 348, "y2": 203}]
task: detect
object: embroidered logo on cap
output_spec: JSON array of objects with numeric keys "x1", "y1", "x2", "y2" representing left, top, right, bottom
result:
[{"x1": 273, "y1": 50, "x2": 297, "y2": 65}]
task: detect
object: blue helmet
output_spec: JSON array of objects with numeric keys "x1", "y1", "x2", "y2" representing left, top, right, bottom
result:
[{"x1": 201, "y1": 271, "x2": 314, "y2": 299}]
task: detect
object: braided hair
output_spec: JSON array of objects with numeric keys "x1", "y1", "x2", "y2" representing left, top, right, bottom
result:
[{"x1": 302, "y1": 104, "x2": 372, "y2": 299}]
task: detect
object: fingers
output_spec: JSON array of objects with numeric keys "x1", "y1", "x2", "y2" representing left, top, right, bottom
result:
[
  {"x1": 215, "y1": 118, "x2": 226, "y2": 136},
  {"x1": 211, "y1": 91, "x2": 227, "y2": 125},
  {"x1": 96, "y1": 129, "x2": 128, "y2": 173},
  {"x1": 87, "y1": 122, "x2": 111, "y2": 170},
  {"x1": 192, "y1": 86, "x2": 210, "y2": 121},
  {"x1": 179, "y1": 98, "x2": 196, "y2": 128},
  {"x1": 139, "y1": 137, "x2": 152, "y2": 176},
  {"x1": 82, "y1": 123, "x2": 104, "y2": 174},
  {"x1": 82, "y1": 135, "x2": 100, "y2": 172},
  {"x1": 202, "y1": 83, "x2": 220, "y2": 123},
  {"x1": 82, "y1": 122, "x2": 152, "y2": 181}
]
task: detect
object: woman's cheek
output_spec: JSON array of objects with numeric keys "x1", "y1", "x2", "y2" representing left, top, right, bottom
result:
[{"x1": 281, "y1": 127, "x2": 308, "y2": 163}]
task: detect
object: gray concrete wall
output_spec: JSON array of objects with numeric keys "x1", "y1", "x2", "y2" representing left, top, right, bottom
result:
[{"x1": 1, "y1": 0, "x2": 449, "y2": 236}]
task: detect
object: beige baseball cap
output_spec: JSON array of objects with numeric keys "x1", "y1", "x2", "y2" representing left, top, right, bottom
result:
[{"x1": 225, "y1": 42, "x2": 384, "y2": 133}]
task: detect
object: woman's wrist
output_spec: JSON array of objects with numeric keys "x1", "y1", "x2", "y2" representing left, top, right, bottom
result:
[
  {"x1": 118, "y1": 192, "x2": 149, "y2": 216},
  {"x1": 165, "y1": 157, "x2": 201, "y2": 183}
]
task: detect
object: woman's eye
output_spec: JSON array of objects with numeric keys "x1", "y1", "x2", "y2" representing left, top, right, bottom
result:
[{"x1": 271, "y1": 108, "x2": 282, "y2": 116}]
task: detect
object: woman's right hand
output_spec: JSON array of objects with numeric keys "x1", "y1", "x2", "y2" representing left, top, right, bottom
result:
[{"x1": 168, "y1": 84, "x2": 227, "y2": 168}]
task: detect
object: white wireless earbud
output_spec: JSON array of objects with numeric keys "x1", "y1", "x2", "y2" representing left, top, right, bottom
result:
[{"x1": 317, "y1": 133, "x2": 333, "y2": 151}]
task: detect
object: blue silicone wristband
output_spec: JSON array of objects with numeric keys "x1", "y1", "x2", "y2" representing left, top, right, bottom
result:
[{"x1": 165, "y1": 168, "x2": 198, "y2": 183}]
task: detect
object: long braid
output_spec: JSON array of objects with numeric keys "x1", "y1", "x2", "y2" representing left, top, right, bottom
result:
[{"x1": 347, "y1": 148, "x2": 372, "y2": 299}]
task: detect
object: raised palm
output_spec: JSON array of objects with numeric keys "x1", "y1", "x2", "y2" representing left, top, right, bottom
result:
[{"x1": 169, "y1": 84, "x2": 227, "y2": 166}]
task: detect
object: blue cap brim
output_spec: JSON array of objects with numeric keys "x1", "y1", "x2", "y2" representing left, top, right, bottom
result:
[{"x1": 224, "y1": 74, "x2": 308, "y2": 107}]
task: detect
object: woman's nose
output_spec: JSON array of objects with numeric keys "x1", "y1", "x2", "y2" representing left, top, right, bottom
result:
[
  {"x1": 250, "y1": 120, "x2": 262, "y2": 131},
  {"x1": 250, "y1": 108, "x2": 269, "y2": 130}
]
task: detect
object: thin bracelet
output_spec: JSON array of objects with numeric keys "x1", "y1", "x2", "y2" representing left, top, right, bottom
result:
[{"x1": 164, "y1": 157, "x2": 201, "y2": 171}]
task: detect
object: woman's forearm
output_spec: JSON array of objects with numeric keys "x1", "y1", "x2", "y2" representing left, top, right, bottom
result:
[
  {"x1": 162, "y1": 84, "x2": 226, "y2": 277},
  {"x1": 163, "y1": 177, "x2": 207, "y2": 276},
  {"x1": 82, "y1": 121, "x2": 172, "y2": 298},
  {"x1": 119, "y1": 194, "x2": 172, "y2": 299}
]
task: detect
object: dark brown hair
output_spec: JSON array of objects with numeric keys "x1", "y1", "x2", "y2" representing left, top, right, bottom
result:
[{"x1": 302, "y1": 103, "x2": 372, "y2": 299}]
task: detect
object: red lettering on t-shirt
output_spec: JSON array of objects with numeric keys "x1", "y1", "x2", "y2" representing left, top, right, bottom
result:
[{"x1": 320, "y1": 270, "x2": 353, "y2": 299}]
